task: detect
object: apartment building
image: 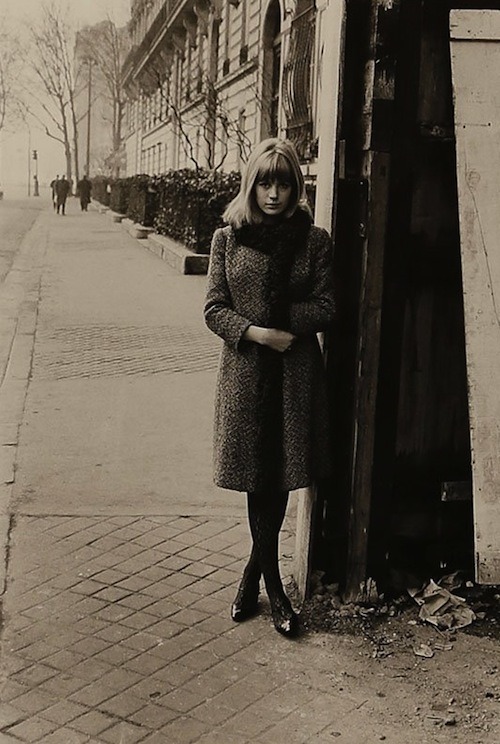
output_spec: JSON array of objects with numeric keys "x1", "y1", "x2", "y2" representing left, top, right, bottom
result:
[{"x1": 122, "y1": 0, "x2": 340, "y2": 190}]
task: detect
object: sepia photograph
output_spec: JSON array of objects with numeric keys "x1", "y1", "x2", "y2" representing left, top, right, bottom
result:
[{"x1": 0, "y1": 1, "x2": 499, "y2": 742}]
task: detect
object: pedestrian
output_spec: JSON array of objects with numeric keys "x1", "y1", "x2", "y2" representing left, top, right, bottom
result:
[
  {"x1": 55, "y1": 175, "x2": 70, "y2": 215},
  {"x1": 50, "y1": 175, "x2": 59, "y2": 211},
  {"x1": 204, "y1": 138, "x2": 335, "y2": 637},
  {"x1": 77, "y1": 174, "x2": 92, "y2": 212}
]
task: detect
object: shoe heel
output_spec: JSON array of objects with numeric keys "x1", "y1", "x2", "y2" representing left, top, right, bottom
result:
[
  {"x1": 269, "y1": 595, "x2": 300, "y2": 637},
  {"x1": 231, "y1": 580, "x2": 260, "y2": 622}
]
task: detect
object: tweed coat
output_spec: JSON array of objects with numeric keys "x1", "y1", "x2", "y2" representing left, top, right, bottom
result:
[{"x1": 204, "y1": 222, "x2": 335, "y2": 492}]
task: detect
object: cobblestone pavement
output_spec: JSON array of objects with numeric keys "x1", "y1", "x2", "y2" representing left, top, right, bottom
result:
[
  {"x1": 2, "y1": 204, "x2": 483, "y2": 744},
  {"x1": 2, "y1": 514, "x2": 337, "y2": 744},
  {"x1": 32, "y1": 324, "x2": 219, "y2": 380}
]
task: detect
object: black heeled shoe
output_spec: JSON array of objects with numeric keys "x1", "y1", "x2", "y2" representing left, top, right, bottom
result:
[
  {"x1": 269, "y1": 595, "x2": 300, "y2": 637},
  {"x1": 231, "y1": 579, "x2": 260, "y2": 622}
]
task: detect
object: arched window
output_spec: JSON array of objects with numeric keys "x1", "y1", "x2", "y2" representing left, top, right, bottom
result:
[
  {"x1": 262, "y1": 0, "x2": 281, "y2": 139},
  {"x1": 240, "y1": 0, "x2": 249, "y2": 64}
]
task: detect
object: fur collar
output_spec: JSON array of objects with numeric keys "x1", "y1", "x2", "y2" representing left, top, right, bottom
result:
[{"x1": 234, "y1": 208, "x2": 311, "y2": 255}]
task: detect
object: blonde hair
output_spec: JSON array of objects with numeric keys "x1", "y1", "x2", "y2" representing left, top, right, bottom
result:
[{"x1": 223, "y1": 138, "x2": 311, "y2": 227}]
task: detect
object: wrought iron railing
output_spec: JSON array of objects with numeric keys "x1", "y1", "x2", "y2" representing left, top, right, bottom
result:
[{"x1": 282, "y1": 4, "x2": 316, "y2": 161}]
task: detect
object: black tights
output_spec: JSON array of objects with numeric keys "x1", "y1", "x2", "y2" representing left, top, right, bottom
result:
[{"x1": 242, "y1": 490, "x2": 291, "y2": 610}]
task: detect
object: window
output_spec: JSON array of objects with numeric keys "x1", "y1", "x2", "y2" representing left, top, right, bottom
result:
[
  {"x1": 186, "y1": 38, "x2": 192, "y2": 101},
  {"x1": 163, "y1": 141, "x2": 168, "y2": 171},
  {"x1": 223, "y1": 1, "x2": 231, "y2": 75},
  {"x1": 197, "y1": 24, "x2": 206, "y2": 93},
  {"x1": 240, "y1": 0, "x2": 248, "y2": 65},
  {"x1": 262, "y1": 0, "x2": 281, "y2": 138},
  {"x1": 282, "y1": 2, "x2": 317, "y2": 160},
  {"x1": 209, "y1": 18, "x2": 220, "y2": 81}
]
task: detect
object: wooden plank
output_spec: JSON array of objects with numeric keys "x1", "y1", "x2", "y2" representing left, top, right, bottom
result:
[
  {"x1": 315, "y1": 0, "x2": 346, "y2": 231},
  {"x1": 450, "y1": 9, "x2": 500, "y2": 42},
  {"x1": 344, "y1": 151, "x2": 390, "y2": 601},
  {"x1": 294, "y1": 487, "x2": 316, "y2": 600},
  {"x1": 450, "y1": 20, "x2": 500, "y2": 584},
  {"x1": 343, "y1": 0, "x2": 399, "y2": 602},
  {"x1": 368, "y1": 0, "x2": 425, "y2": 581},
  {"x1": 293, "y1": 0, "x2": 346, "y2": 601}
]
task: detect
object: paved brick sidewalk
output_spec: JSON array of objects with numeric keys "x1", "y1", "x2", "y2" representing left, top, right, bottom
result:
[
  {"x1": 0, "y1": 205, "x2": 455, "y2": 744},
  {"x1": 1, "y1": 510, "x2": 397, "y2": 744}
]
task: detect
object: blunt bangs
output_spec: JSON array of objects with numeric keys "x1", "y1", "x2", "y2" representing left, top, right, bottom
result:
[
  {"x1": 256, "y1": 153, "x2": 294, "y2": 185},
  {"x1": 223, "y1": 138, "x2": 312, "y2": 227}
]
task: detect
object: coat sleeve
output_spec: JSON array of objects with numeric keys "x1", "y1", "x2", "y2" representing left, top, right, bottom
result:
[
  {"x1": 204, "y1": 228, "x2": 252, "y2": 348},
  {"x1": 288, "y1": 228, "x2": 335, "y2": 336}
]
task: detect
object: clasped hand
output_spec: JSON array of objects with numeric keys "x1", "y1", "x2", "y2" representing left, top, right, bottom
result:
[
  {"x1": 243, "y1": 325, "x2": 296, "y2": 353},
  {"x1": 262, "y1": 328, "x2": 295, "y2": 353}
]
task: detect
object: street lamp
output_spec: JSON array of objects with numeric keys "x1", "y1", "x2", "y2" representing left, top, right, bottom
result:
[
  {"x1": 82, "y1": 57, "x2": 94, "y2": 176},
  {"x1": 27, "y1": 128, "x2": 31, "y2": 197},
  {"x1": 19, "y1": 104, "x2": 34, "y2": 197},
  {"x1": 32, "y1": 150, "x2": 39, "y2": 196}
]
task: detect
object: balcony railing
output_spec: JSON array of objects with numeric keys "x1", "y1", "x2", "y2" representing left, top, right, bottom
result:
[{"x1": 123, "y1": 0, "x2": 184, "y2": 85}]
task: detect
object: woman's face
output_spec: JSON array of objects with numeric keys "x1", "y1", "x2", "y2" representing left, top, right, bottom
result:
[{"x1": 254, "y1": 174, "x2": 293, "y2": 219}]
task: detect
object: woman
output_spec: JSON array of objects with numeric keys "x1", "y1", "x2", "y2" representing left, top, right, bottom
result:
[{"x1": 204, "y1": 138, "x2": 335, "y2": 637}]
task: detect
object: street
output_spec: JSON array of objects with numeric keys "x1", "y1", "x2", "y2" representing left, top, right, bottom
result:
[
  {"x1": 0, "y1": 195, "x2": 498, "y2": 744},
  {"x1": 0, "y1": 196, "x2": 45, "y2": 284}
]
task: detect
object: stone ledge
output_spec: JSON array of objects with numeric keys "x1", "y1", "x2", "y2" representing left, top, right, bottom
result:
[
  {"x1": 147, "y1": 233, "x2": 209, "y2": 275},
  {"x1": 122, "y1": 218, "x2": 154, "y2": 240},
  {"x1": 93, "y1": 206, "x2": 209, "y2": 275},
  {"x1": 108, "y1": 211, "x2": 126, "y2": 223}
]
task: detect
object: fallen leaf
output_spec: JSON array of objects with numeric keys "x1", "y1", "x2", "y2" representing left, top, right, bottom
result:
[{"x1": 414, "y1": 643, "x2": 434, "y2": 658}]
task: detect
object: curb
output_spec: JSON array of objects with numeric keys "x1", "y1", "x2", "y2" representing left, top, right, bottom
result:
[
  {"x1": 147, "y1": 233, "x2": 209, "y2": 275},
  {"x1": 107, "y1": 210, "x2": 126, "y2": 223},
  {"x1": 122, "y1": 217, "x2": 154, "y2": 240},
  {"x1": 93, "y1": 203, "x2": 209, "y2": 275},
  {"x1": 0, "y1": 514, "x2": 10, "y2": 595},
  {"x1": 0, "y1": 216, "x2": 47, "y2": 597}
]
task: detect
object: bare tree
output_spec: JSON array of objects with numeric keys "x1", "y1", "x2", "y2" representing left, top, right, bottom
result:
[
  {"x1": 26, "y1": 3, "x2": 79, "y2": 184},
  {"x1": 77, "y1": 19, "x2": 128, "y2": 177},
  {"x1": 0, "y1": 20, "x2": 21, "y2": 133},
  {"x1": 143, "y1": 63, "x2": 254, "y2": 173}
]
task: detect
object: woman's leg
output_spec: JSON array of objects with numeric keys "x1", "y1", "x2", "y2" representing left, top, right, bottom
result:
[
  {"x1": 231, "y1": 542, "x2": 261, "y2": 622},
  {"x1": 247, "y1": 489, "x2": 298, "y2": 636}
]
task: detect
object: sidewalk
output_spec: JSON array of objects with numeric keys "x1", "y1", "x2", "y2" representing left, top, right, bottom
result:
[{"x1": 0, "y1": 203, "x2": 495, "y2": 744}]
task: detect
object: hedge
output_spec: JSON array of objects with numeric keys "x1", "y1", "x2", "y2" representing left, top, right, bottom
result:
[
  {"x1": 126, "y1": 176, "x2": 158, "y2": 227},
  {"x1": 92, "y1": 170, "x2": 241, "y2": 254},
  {"x1": 91, "y1": 176, "x2": 111, "y2": 206},
  {"x1": 152, "y1": 169, "x2": 241, "y2": 253},
  {"x1": 109, "y1": 179, "x2": 132, "y2": 216}
]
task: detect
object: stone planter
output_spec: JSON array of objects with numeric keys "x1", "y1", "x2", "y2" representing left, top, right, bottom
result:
[{"x1": 147, "y1": 233, "x2": 209, "y2": 275}]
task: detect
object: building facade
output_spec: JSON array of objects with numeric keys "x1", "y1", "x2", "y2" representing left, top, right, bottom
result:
[{"x1": 122, "y1": 0, "x2": 338, "y2": 190}]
